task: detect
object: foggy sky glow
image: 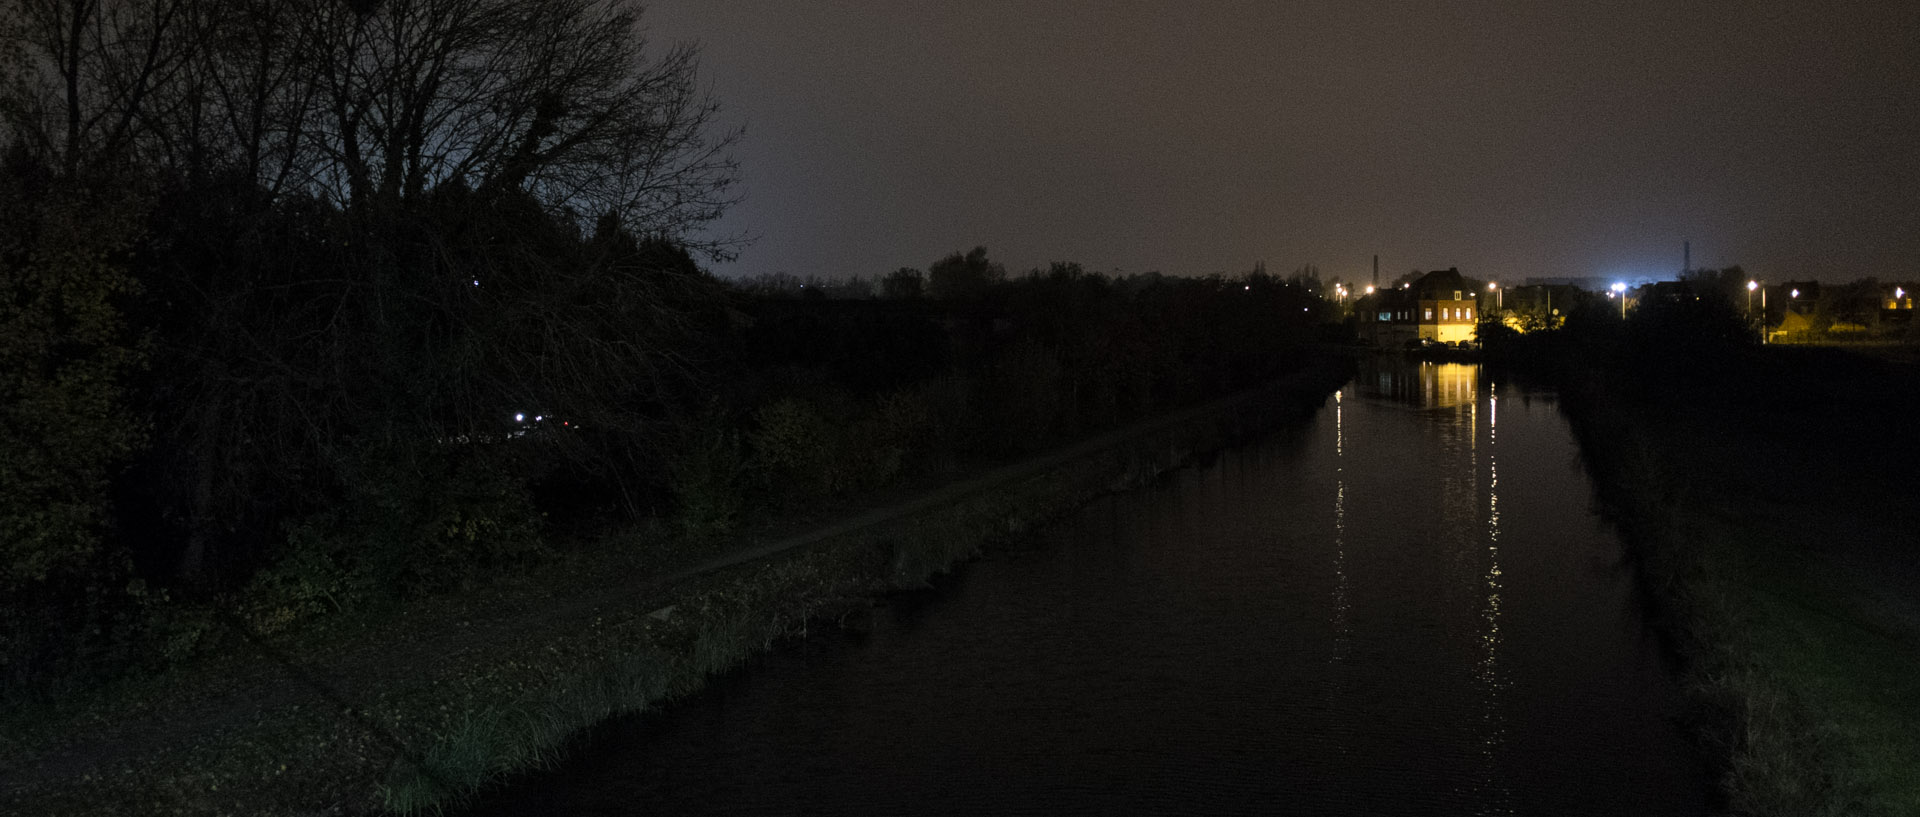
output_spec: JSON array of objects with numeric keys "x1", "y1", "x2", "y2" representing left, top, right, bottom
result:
[{"x1": 644, "y1": 1, "x2": 1920, "y2": 285}]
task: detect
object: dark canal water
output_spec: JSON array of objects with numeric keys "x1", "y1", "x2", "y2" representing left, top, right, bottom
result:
[{"x1": 469, "y1": 361, "x2": 1710, "y2": 815}]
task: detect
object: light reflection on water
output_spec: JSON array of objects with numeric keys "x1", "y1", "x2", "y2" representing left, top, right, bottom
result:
[{"x1": 466, "y1": 360, "x2": 1708, "y2": 817}]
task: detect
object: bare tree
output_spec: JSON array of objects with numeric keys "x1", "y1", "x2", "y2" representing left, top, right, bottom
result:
[
  {"x1": 3, "y1": 0, "x2": 738, "y2": 247},
  {"x1": 0, "y1": 0, "x2": 207, "y2": 176},
  {"x1": 267, "y1": 0, "x2": 737, "y2": 249}
]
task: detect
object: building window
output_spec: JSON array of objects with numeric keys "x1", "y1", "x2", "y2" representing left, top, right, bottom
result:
[
  {"x1": 1379, "y1": 311, "x2": 1390, "y2": 321},
  {"x1": 1454, "y1": 290, "x2": 1462, "y2": 300},
  {"x1": 1466, "y1": 307, "x2": 1473, "y2": 319},
  {"x1": 1424, "y1": 308, "x2": 1433, "y2": 320}
]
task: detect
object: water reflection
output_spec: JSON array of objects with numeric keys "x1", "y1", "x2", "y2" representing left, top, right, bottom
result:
[
  {"x1": 1332, "y1": 389, "x2": 1351, "y2": 663},
  {"x1": 1479, "y1": 390, "x2": 1510, "y2": 814},
  {"x1": 1362, "y1": 361, "x2": 1480, "y2": 409},
  {"x1": 1351, "y1": 360, "x2": 1511, "y2": 812}
]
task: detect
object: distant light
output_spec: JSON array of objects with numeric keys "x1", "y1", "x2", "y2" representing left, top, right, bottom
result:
[
  {"x1": 1791, "y1": 289, "x2": 1799, "y2": 298},
  {"x1": 472, "y1": 279, "x2": 480, "y2": 287},
  {"x1": 1303, "y1": 308, "x2": 1308, "y2": 312},
  {"x1": 514, "y1": 413, "x2": 524, "y2": 422},
  {"x1": 1747, "y1": 280, "x2": 1758, "y2": 291},
  {"x1": 1244, "y1": 285, "x2": 1250, "y2": 291},
  {"x1": 1365, "y1": 285, "x2": 1375, "y2": 294},
  {"x1": 1896, "y1": 287, "x2": 1905, "y2": 299},
  {"x1": 1611, "y1": 282, "x2": 1626, "y2": 293},
  {"x1": 1487, "y1": 282, "x2": 1497, "y2": 290},
  {"x1": 535, "y1": 415, "x2": 544, "y2": 421}
]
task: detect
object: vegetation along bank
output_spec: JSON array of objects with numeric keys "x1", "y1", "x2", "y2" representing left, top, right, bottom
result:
[{"x1": 1484, "y1": 286, "x2": 1920, "y2": 817}]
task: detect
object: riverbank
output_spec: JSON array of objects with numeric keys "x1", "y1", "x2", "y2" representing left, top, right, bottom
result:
[
  {"x1": 1535, "y1": 344, "x2": 1920, "y2": 816},
  {"x1": 0, "y1": 356, "x2": 1350, "y2": 816}
]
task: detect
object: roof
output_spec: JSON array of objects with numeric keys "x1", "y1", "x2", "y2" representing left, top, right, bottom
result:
[{"x1": 1412, "y1": 268, "x2": 1469, "y2": 299}]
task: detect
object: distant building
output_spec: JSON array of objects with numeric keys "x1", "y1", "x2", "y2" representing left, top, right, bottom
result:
[{"x1": 1357, "y1": 267, "x2": 1480, "y2": 346}]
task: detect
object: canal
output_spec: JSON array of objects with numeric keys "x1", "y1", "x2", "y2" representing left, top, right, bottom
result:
[{"x1": 467, "y1": 360, "x2": 1711, "y2": 815}]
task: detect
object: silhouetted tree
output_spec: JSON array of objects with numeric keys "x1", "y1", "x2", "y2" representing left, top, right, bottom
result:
[
  {"x1": 881, "y1": 267, "x2": 923, "y2": 299},
  {"x1": 1814, "y1": 278, "x2": 1882, "y2": 333},
  {"x1": 927, "y1": 246, "x2": 1005, "y2": 300}
]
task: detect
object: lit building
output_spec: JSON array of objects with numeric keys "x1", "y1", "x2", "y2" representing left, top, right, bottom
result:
[
  {"x1": 1357, "y1": 267, "x2": 1480, "y2": 346},
  {"x1": 1883, "y1": 282, "x2": 1915, "y2": 313}
]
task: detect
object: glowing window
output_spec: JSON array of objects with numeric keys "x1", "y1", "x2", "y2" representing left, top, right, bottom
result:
[{"x1": 1424, "y1": 308, "x2": 1433, "y2": 320}]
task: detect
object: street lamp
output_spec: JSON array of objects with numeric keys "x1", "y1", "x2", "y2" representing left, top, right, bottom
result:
[
  {"x1": 1486, "y1": 281, "x2": 1501, "y2": 310},
  {"x1": 1611, "y1": 282, "x2": 1627, "y2": 318}
]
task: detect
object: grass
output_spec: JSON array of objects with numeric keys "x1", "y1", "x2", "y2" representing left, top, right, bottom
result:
[{"x1": 1557, "y1": 355, "x2": 1920, "y2": 817}]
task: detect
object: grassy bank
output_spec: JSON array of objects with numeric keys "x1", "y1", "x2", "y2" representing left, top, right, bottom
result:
[
  {"x1": 1542, "y1": 348, "x2": 1920, "y2": 816},
  {"x1": 0, "y1": 358, "x2": 1348, "y2": 817}
]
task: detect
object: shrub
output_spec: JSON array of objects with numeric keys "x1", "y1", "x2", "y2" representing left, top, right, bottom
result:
[
  {"x1": 667, "y1": 422, "x2": 748, "y2": 540},
  {"x1": 0, "y1": 182, "x2": 148, "y2": 688},
  {"x1": 748, "y1": 397, "x2": 840, "y2": 500},
  {"x1": 231, "y1": 444, "x2": 546, "y2": 635},
  {"x1": 978, "y1": 343, "x2": 1064, "y2": 456}
]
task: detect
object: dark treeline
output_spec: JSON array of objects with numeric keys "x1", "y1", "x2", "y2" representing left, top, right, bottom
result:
[
  {"x1": 0, "y1": 1, "x2": 1324, "y2": 695},
  {"x1": 697, "y1": 256, "x2": 1325, "y2": 537}
]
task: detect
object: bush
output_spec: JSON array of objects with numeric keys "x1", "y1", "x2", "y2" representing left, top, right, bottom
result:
[
  {"x1": 667, "y1": 421, "x2": 748, "y2": 540},
  {"x1": 977, "y1": 343, "x2": 1065, "y2": 456},
  {"x1": 229, "y1": 445, "x2": 546, "y2": 636},
  {"x1": 748, "y1": 397, "x2": 840, "y2": 500},
  {"x1": 0, "y1": 180, "x2": 149, "y2": 689}
]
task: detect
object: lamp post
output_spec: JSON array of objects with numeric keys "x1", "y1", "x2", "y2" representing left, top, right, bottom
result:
[
  {"x1": 1611, "y1": 282, "x2": 1627, "y2": 318},
  {"x1": 1487, "y1": 281, "x2": 1501, "y2": 310}
]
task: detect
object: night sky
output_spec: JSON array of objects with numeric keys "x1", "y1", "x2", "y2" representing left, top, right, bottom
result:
[{"x1": 644, "y1": 1, "x2": 1920, "y2": 285}]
